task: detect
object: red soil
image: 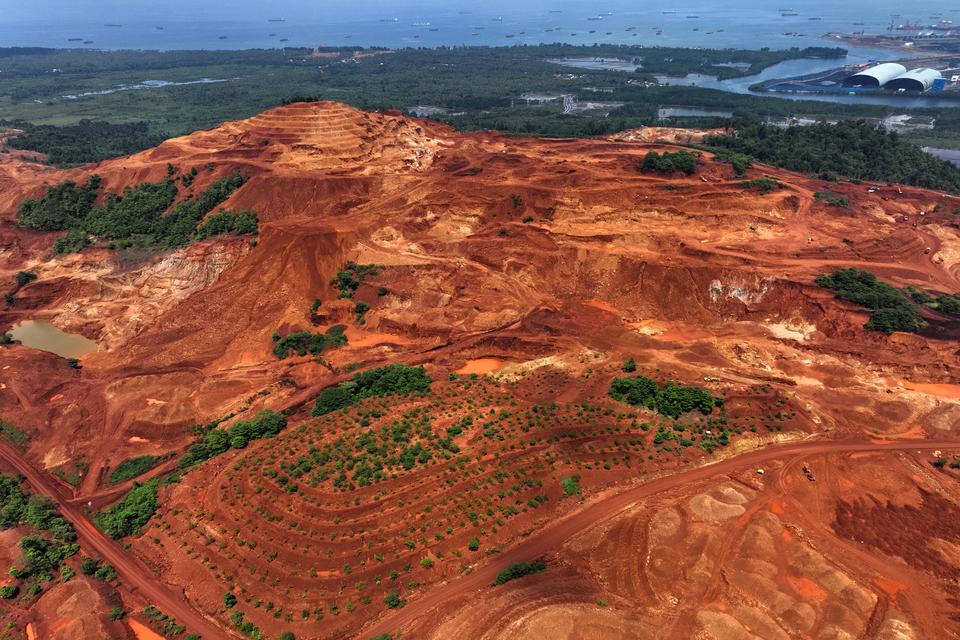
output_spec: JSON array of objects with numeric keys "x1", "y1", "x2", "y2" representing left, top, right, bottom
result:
[{"x1": 1, "y1": 101, "x2": 959, "y2": 638}]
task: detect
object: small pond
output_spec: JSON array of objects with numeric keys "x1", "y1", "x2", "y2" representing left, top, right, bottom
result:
[{"x1": 9, "y1": 320, "x2": 97, "y2": 359}]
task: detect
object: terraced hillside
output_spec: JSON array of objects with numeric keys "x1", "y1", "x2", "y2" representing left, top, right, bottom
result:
[{"x1": 0, "y1": 101, "x2": 959, "y2": 639}]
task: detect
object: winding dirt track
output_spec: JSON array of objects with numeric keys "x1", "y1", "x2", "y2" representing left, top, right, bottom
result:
[
  {"x1": 0, "y1": 442, "x2": 233, "y2": 640},
  {"x1": 363, "y1": 438, "x2": 959, "y2": 638}
]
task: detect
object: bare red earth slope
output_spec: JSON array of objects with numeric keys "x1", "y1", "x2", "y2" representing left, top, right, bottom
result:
[{"x1": 1, "y1": 101, "x2": 960, "y2": 639}]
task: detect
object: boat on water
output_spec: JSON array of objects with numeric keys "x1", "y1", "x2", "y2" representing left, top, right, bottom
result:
[
  {"x1": 104, "y1": 23, "x2": 122, "y2": 27},
  {"x1": 429, "y1": 28, "x2": 439, "y2": 32},
  {"x1": 808, "y1": 17, "x2": 822, "y2": 21},
  {"x1": 379, "y1": 18, "x2": 399, "y2": 23},
  {"x1": 267, "y1": 18, "x2": 285, "y2": 23},
  {"x1": 67, "y1": 37, "x2": 82, "y2": 41},
  {"x1": 218, "y1": 36, "x2": 228, "y2": 39},
  {"x1": 588, "y1": 16, "x2": 603, "y2": 21},
  {"x1": 412, "y1": 22, "x2": 431, "y2": 27},
  {"x1": 781, "y1": 12, "x2": 799, "y2": 16},
  {"x1": 83, "y1": 40, "x2": 94, "y2": 44},
  {"x1": 279, "y1": 38, "x2": 289, "y2": 42},
  {"x1": 269, "y1": 33, "x2": 277, "y2": 37}
]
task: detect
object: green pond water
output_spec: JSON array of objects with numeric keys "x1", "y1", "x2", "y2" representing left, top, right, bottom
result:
[{"x1": 9, "y1": 320, "x2": 97, "y2": 358}]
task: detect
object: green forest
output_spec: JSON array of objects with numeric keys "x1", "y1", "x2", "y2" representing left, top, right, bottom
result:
[
  {"x1": 704, "y1": 120, "x2": 960, "y2": 194},
  {"x1": 1, "y1": 120, "x2": 164, "y2": 166},
  {"x1": 17, "y1": 171, "x2": 253, "y2": 252}
]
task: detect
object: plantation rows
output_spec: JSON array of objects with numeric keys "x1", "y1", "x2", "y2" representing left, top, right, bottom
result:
[{"x1": 142, "y1": 369, "x2": 796, "y2": 635}]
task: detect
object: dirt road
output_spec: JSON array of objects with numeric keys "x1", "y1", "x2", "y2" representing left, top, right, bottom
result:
[
  {"x1": 0, "y1": 442, "x2": 232, "y2": 640},
  {"x1": 363, "y1": 438, "x2": 958, "y2": 638}
]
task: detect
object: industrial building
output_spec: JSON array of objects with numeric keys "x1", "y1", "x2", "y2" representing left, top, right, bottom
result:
[
  {"x1": 885, "y1": 67, "x2": 944, "y2": 91},
  {"x1": 842, "y1": 63, "x2": 945, "y2": 91},
  {"x1": 842, "y1": 62, "x2": 907, "y2": 87}
]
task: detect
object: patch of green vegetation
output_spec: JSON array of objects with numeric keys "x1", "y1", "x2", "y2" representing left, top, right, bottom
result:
[
  {"x1": 313, "y1": 364, "x2": 431, "y2": 416},
  {"x1": 0, "y1": 420, "x2": 29, "y2": 447},
  {"x1": 0, "y1": 475, "x2": 77, "y2": 593},
  {"x1": 272, "y1": 325, "x2": 347, "y2": 359},
  {"x1": 193, "y1": 209, "x2": 258, "y2": 241},
  {"x1": 561, "y1": 475, "x2": 581, "y2": 496},
  {"x1": 904, "y1": 285, "x2": 935, "y2": 305},
  {"x1": 18, "y1": 172, "x2": 249, "y2": 252},
  {"x1": 492, "y1": 561, "x2": 547, "y2": 585},
  {"x1": 741, "y1": 177, "x2": 783, "y2": 194},
  {"x1": 706, "y1": 120, "x2": 960, "y2": 194},
  {"x1": 813, "y1": 190, "x2": 848, "y2": 207},
  {"x1": 334, "y1": 262, "x2": 380, "y2": 299},
  {"x1": 383, "y1": 592, "x2": 404, "y2": 609},
  {"x1": 17, "y1": 176, "x2": 101, "y2": 231},
  {"x1": 609, "y1": 375, "x2": 719, "y2": 419},
  {"x1": 94, "y1": 479, "x2": 159, "y2": 539},
  {"x1": 53, "y1": 229, "x2": 92, "y2": 254},
  {"x1": 816, "y1": 268, "x2": 925, "y2": 334},
  {"x1": 51, "y1": 460, "x2": 87, "y2": 487},
  {"x1": 640, "y1": 150, "x2": 699, "y2": 175},
  {"x1": 934, "y1": 292, "x2": 960, "y2": 316},
  {"x1": 109, "y1": 455, "x2": 165, "y2": 484},
  {"x1": 0, "y1": 333, "x2": 14, "y2": 345},
  {"x1": 2, "y1": 119, "x2": 165, "y2": 166},
  {"x1": 179, "y1": 409, "x2": 288, "y2": 468},
  {"x1": 13, "y1": 271, "x2": 36, "y2": 288}
]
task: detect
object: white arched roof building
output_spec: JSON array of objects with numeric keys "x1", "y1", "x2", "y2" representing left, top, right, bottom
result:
[
  {"x1": 842, "y1": 63, "x2": 908, "y2": 87},
  {"x1": 886, "y1": 68, "x2": 943, "y2": 91}
]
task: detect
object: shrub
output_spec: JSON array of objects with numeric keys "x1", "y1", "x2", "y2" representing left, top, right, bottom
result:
[
  {"x1": 80, "y1": 557, "x2": 99, "y2": 575},
  {"x1": 53, "y1": 229, "x2": 91, "y2": 254},
  {"x1": 180, "y1": 410, "x2": 287, "y2": 467},
  {"x1": 94, "y1": 480, "x2": 159, "y2": 539},
  {"x1": 224, "y1": 592, "x2": 238, "y2": 608},
  {"x1": 313, "y1": 364, "x2": 431, "y2": 416},
  {"x1": 813, "y1": 191, "x2": 848, "y2": 207},
  {"x1": 467, "y1": 537, "x2": 480, "y2": 552},
  {"x1": 622, "y1": 358, "x2": 636, "y2": 373},
  {"x1": 0, "y1": 585, "x2": 18, "y2": 599},
  {"x1": 14, "y1": 271, "x2": 37, "y2": 288},
  {"x1": 108, "y1": 606, "x2": 125, "y2": 620},
  {"x1": 17, "y1": 176, "x2": 101, "y2": 231},
  {"x1": 193, "y1": 209, "x2": 259, "y2": 241},
  {"x1": 0, "y1": 421, "x2": 29, "y2": 447},
  {"x1": 741, "y1": 177, "x2": 782, "y2": 194},
  {"x1": 383, "y1": 592, "x2": 404, "y2": 609},
  {"x1": 609, "y1": 375, "x2": 717, "y2": 419},
  {"x1": 640, "y1": 151, "x2": 699, "y2": 175},
  {"x1": 273, "y1": 325, "x2": 347, "y2": 359},
  {"x1": 334, "y1": 262, "x2": 380, "y2": 298},
  {"x1": 492, "y1": 561, "x2": 546, "y2": 586},
  {"x1": 561, "y1": 475, "x2": 581, "y2": 496},
  {"x1": 109, "y1": 456, "x2": 162, "y2": 484}
]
